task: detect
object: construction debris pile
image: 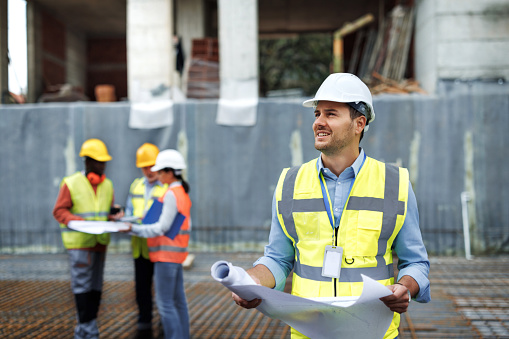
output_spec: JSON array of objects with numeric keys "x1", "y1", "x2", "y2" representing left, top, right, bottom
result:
[
  {"x1": 185, "y1": 5, "x2": 423, "y2": 99},
  {"x1": 345, "y1": 5, "x2": 425, "y2": 95}
]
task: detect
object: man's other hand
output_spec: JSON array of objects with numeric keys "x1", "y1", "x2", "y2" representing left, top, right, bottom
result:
[
  {"x1": 232, "y1": 272, "x2": 263, "y2": 309},
  {"x1": 379, "y1": 283, "x2": 411, "y2": 314},
  {"x1": 232, "y1": 292, "x2": 262, "y2": 309}
]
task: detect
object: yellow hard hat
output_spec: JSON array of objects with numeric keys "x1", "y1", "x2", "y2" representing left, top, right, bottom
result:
[
  {"x1": 136, "y1": 143, "x2": 160, "y2": 168},
  {"x1": 79, "y1": 138, "x2": 112, "y2": 162}
]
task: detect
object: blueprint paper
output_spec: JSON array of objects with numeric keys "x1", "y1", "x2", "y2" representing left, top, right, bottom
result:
[
  {"x1": 211, "y1": 260, "x2": 394, "y2": 339},
  {"x1": 68, "y1": 221, "x2": 130, "y2": 234}
]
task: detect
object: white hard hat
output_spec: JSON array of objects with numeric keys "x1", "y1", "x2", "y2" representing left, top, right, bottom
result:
[
  {"x1": 303, "y1": 73, "x2": 375, "y2": 128},
  {"x1": 151, "y1": 149, "x2": 186, "y2": 172}
]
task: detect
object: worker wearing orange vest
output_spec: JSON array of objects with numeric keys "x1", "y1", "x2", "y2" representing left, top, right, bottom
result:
[
  {"x1": 53, "y1": 138, "x2": 124, "y2": 339},
  {"x1": 125, "y1": 143, "x2": 168, "y2": 339},
  {"x1": 124, "y1": 149, "x2": 191, "y2": 339}
]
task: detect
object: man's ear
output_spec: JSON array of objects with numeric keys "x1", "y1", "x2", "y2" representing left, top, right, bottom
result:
[{"x1": 355, "y1": 116, "x2": 367, "y2": 134}]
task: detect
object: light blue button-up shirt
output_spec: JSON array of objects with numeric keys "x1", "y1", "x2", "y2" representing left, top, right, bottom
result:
[{"x1": 255, "y1": 149, "x2": 431, "y2": 303}]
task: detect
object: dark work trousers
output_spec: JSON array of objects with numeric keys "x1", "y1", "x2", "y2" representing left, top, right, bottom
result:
[
  {"x1": 134, "y1": 256, "x2": 155, "y2": 330},
  {"x1": 68, "y1": 249, "x2": 106, "y2": 339}
]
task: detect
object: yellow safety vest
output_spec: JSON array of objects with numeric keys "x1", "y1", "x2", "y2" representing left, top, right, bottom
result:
[
  {"x1": 59, "y1": 172, "x2": 113, "y2": 249},
  {"x1": 275, "y1": 157, "x2": 409, "y2": 339},
  {"x1": 129, "y1": 178, "x2": 167, "y2": 259}
]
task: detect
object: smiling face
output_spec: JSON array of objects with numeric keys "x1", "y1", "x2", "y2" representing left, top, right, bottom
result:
[{"x1": 312, "y1": 101, "x2": 363, "y2": 157}]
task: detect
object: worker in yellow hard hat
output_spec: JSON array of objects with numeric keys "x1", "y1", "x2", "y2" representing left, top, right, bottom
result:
[
  {"x1": 53, "y1": 138, "x2": 124, "y2": 339},
  {"x1": 125, "y1": 143, "x2": 167, "y2": 338}
]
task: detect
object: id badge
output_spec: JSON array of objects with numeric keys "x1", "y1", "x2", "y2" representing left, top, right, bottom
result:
[{"x1": 322, "y1": 245, "x2": 343, "y2": 279}]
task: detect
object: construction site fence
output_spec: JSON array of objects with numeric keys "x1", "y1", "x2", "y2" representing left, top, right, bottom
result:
[
  {"x1": 0, "y1": 226, "x2": 270, "y2": 254},
  {"x1": 1, "y1": 79, "x2": 509, "y2": 256}
]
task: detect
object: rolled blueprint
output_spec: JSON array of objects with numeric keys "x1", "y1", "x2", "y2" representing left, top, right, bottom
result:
[
  {"x1": 68, "y1": 220, "x2": 130, "y2": 234},
  {"x1": 211, "y1": 260, "x2": 393, "y2": 339},
  {"x1": 210, "y1": 260, "x2": 256, "y2": 286}
]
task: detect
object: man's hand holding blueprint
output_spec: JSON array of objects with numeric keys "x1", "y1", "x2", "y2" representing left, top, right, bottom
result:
[{"x1": 211, "y1": 261, "x2": 394, "y2": 339}]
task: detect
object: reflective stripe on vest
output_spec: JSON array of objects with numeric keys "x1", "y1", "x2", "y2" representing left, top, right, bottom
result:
[
  {"x1": 59, "y1": 172, "x2": 113, "y2": 249},
  {"x1": 129, "y1": 178, "x2": 167, "y2": 259},
  {"x1": 276, "y1": 157, "x2": 408, "y2": 339},
  {"x1": 149, "y1": 245, "x2": 188, "y2": 253},
  {"x1": 277, "y1": 157, "x2": 407, "y2": 283},
  {"x1": 147, "y1": 184, "x2": 192, "y2": 264}
]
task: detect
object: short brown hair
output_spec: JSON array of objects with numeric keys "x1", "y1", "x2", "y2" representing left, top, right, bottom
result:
[{"x1": 348, "y1": 106, "x2": 366, "y2": 142}]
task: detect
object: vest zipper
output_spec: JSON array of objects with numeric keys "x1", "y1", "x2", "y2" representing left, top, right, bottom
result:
[{"x1": 334, "y1": 225, "x2": 339, "y2": 297}]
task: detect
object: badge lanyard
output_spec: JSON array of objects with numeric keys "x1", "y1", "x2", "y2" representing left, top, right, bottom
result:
[{"x1": 317, "y1": 154, "x2": 366, "y2": 245}]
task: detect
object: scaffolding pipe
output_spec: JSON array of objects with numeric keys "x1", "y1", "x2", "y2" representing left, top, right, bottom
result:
[
  {"x1": 333, "y1": 13, "x2": 374, "y2": 73},
  {"x1": 461, "y1": 191, "x2": 473, "y2": 260}
]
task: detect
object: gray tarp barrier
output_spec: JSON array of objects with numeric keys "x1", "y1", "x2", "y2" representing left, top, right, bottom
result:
[{"x1": 1, "y1": 80, "x2": 508, "y2": 255}]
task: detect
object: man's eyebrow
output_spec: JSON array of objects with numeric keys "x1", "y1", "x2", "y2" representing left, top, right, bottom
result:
[
  {"x1": 315, "y1": 108, "x2": 338, "y2": 113},
  {"x1": 323, "y1": 108, "x2": 339, "y2": 113}
]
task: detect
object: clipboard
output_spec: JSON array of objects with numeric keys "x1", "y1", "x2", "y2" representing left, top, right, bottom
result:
[
  {"x1": 142, "y1": 199, "x2": 163, "y2": 224},
  {"x1": 165, "y1": 212, "x2": 186, "y2": 240},
  {"x1": 142, "y1": 199, "x2": 186, "y2": 239}
]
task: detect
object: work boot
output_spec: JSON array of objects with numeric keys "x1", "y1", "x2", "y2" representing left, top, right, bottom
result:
[
  {"x1": 90, "y1": 290, "x2": 102, "y2": 319},
  {"x1": 134, "y1": 328, "x2": 153, "y2": 339}
]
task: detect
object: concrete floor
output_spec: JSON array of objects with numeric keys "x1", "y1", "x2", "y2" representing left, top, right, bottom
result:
[{"x1": 1, "y1": 253, "x2": 508, "y2": 338}]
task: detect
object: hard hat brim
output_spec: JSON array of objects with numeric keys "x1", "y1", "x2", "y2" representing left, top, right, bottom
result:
[
  {"x1": 302, "y1": 98, "x2": 317, "y2": 107},
  {"x1": 150, "y1": 164, "x2": 164, "y2": 172},
  {"x1": 79, "y1": 152, "x2": 112, "y2": 162},
  {"x1": 302, "y1": 97, "x2": 376, "y2": 124},
  {"x1": 94, "y1": 155, "x2": 112, "y2": 162},
  {"x1": 137, "y1": 161, "x2": 156, "y2": 168}
]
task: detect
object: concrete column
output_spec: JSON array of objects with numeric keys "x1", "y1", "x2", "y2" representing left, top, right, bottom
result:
[
  {"x1": 415, "y1": 0, "x2": 438, "y2": 94},
  {"x1": 216, "y1": 0, "x2": 258, "y2": 126},
  {"x1": 218, "y1": 0, "x2": 258, "y2": 100},
  {"x1": 66, "y1": 29, "x2": 86, "y2": 90},
  {"x1": 0, "y1": 0, "x2": 8, "y2": 96},
  {"x1": 26, "y1": 0, "x2": 42, "y2": 103},
  {"x1": 127, "y1": 0, "x2": 174, "y2": 101}
]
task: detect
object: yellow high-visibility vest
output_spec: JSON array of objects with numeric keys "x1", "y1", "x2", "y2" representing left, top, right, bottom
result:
[
  {"x1": 59, "y1": 172, "x2": 113, "y2": 249},
  {"x1": 275, "y1": 157, "x2": 409, "y2": 339},
  {"x1": 129, "y1": 178, "x2": 167, "y2": 259}
]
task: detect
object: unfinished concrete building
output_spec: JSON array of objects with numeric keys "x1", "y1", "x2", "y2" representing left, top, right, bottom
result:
[{"x1": 1, "y1": 0, "x2": 509, "y2": 256}]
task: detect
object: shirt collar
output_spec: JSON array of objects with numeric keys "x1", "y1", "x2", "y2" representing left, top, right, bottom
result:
[{"x1": 317, "y1": 148, "x2": 365, "y2": 179}]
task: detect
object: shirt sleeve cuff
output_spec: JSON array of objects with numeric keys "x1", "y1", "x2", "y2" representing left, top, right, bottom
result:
[
  {"x1": 253, "y1": 256, "x2": 287, "y2": 291},
  {"x1": 398, "y1": 265, "x2": 431, "y2": 303}
]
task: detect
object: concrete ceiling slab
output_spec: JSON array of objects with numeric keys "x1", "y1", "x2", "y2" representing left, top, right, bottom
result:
[{"x1": 34, "y1": 0, "x2": 126, "y2": 37}]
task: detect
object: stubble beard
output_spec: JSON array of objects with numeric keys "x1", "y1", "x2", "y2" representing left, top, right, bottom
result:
[{"x1": 314, "y1": 121, "x2": 355, "y2": 156}]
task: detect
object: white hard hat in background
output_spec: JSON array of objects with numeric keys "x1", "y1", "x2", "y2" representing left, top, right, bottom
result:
[
  {"x1": 303, "y1": 73, "x2": 375, "y2": 129},
  {"x1": 151, "y1": 149, "x2": 187, "y2": 172}
]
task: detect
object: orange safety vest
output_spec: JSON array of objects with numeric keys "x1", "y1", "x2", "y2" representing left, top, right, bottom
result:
[{"x1": 147, "y1": 184, "x2": 191, "y2": 263}]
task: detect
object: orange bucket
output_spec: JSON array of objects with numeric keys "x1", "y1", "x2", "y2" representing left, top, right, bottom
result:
[{"x1": 95, "y1": 84, "x2": 116, "y2": 102}]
